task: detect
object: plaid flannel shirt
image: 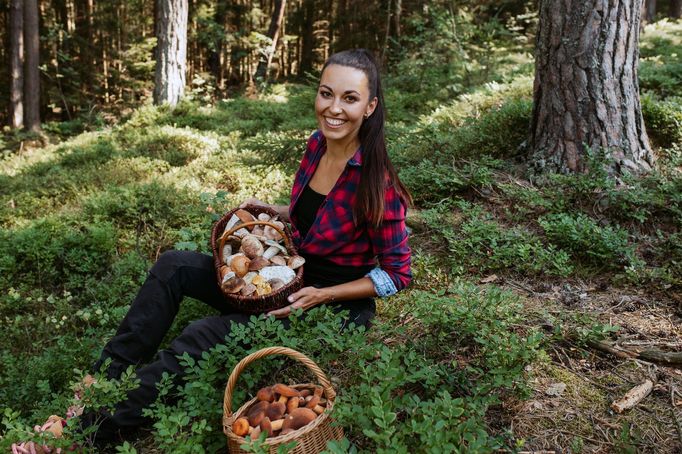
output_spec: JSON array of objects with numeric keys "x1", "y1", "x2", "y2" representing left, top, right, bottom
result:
[{"x1": 288, "y1": 130, "x2": 412, "y2": 295}]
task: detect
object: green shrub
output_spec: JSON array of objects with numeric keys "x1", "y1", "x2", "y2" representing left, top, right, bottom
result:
[
  {"x1": 641, "y1": 96, "x2": 682, "y2": 148},
  {"x1": 538, "y1": 213, "x2": 634, "y2": 268},
  {"x1": 422, "y1": 203, "x2": 573, "y2": 277}
]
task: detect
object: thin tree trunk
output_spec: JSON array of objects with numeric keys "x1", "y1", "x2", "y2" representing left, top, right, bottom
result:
[
  {"x1": 670, "y1": 0, "x2": 682, "y2": 18},
  {"x1": 208, "y1": 1, "x2": 228, "y2": 91},
  {"x1": 24, "y1": 0, "x2": 41, "y2": 131},
  {"x1": 645, "y1": 0, "x2": 656, "y2": 22},
  {"x1": 530, "y1": 0, "x2": 654, "y2": 175},
  {"x1": 9, "y1": 0, "x2": 24, "y2": 129},
  {"x1": 154, "y1": 0, "x2": 189, "y2": 106},
  {"x1": 299, "y1": 0, "x2": 314, "y2": 75},
  {"x1": 255, "y1": 0, "x2": 286, "y2": 81},
  {"x1": 393, "y1": 0, "x2": 402, "y2": 38}
]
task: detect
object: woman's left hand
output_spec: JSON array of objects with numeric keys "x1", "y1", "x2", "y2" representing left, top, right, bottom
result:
[{"x1": 266, "y1": 286, "x2": 331, "y2": 318}]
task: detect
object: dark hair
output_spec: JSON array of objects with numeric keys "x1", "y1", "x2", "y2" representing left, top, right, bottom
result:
[{"x1": 320, "y1": 49, "x2": 412, "y2": 228}]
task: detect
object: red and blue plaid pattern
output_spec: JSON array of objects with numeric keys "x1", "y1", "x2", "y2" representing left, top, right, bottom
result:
[{"x1": 289, "y1": 131, "x2": 412, "y2": 291}]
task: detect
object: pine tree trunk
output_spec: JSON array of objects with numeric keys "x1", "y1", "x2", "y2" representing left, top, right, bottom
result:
[
  {"x1": 154, "y1": 0, "x2": 189, "y2": 106},
  {"x1": 208, "y1": 1, "x2": 228, "y2": 91},
  {"x1": 645, "y1": 0, "x2": 656, "y2": 22},
  {"x1": 255, "y1": 0, "x2": 286, "y2": 81},
  {"x1": 670, "y1": 0, "x2": 682, "y2": 18},
  {"x1": 9, "y1": 0, "x2": 24, "y2": 129},
  {"x1": 530, "y1": 0, "x2": 654, "y2": 175},
  {"x1": 299, "y1": 0, "x2": 315, "y2": 75},
  {"x1": 24, "y1": 0, "x2": 41, "y2": 132}
]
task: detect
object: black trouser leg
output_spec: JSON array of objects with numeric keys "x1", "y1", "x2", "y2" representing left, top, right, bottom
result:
[{"x1": 92, "y1": 250, "x2": 231, "y2": 379}]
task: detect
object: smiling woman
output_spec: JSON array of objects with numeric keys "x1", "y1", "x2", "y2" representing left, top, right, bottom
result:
[{"x1": 40, "y1": 49, "x2": 414, "y2": 447}]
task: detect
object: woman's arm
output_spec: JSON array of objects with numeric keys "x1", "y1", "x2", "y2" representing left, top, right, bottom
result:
[
  {"x1": 239, "y1": 198, "x2": 290, "y2": 223},
  {"x1": 266, "y1": 277, "x2": 377, "y2": 318}
]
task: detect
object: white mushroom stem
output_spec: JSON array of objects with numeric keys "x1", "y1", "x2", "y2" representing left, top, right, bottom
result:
[
  {"x1": 263, "y1": 246, "x2": 281, "y2": 260},
  {"x1": 223, "y1": 214, "x2": 241, "y2": 233}
]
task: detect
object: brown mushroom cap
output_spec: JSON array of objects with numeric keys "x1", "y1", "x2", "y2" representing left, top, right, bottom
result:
[
  {"x1": 234, "y1": 209, "x2": 256, "y2": 226},
  {"x1": 268, "y1": 278, "x2": 286, "y2": 291},
  {"x1": 242, "y1": 235, "x2": 265, "y2": 259},
  {"x1": 270, "y1": 256, "x2": 286, "y2": 266},
  {"x1": 222, "y1": 277, "x2": 245, "y2": 294},
  {"x1": 248, "y1": 256, "x2": 270, "y2": 271},
  {"x1": 231, "y1": 255, "x2": 251, "y2": 277},
  {"x1": 240, "y1": 283, "x2": 256, "y2": 296},
  {"x1": 287, "y1": 255, "x2": 306, "y2": 270}
]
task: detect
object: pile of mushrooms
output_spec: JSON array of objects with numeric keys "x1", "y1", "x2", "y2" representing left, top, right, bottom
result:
[
  {"x1": 220, "y1": 209, "x2": 305, "y2": 296},
  {"x1": 231, "y1": 383, "x2": 328, "y2": 439}
]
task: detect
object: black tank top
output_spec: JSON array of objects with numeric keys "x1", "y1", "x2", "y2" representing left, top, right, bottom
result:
[{"x1": 293, "y1": 184, "x2": 374, "y2": 287}]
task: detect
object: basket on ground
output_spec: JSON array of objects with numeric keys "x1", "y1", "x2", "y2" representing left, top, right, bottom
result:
[
  {"x1": 223, "y1": 347, "x2": 344, "y2": 453},
  {"x1": 211, "y1": 205, "x2": 304, "y2": 314}
]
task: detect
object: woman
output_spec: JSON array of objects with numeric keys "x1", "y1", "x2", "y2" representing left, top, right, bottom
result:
[{"x1": 88, "y1": 49, "x2": 411, "y2": 443}]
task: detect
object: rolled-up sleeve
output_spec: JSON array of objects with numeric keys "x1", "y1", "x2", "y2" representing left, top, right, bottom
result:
[{"x1": 366, "y1": 184, "x2": 412, "y2": 295}]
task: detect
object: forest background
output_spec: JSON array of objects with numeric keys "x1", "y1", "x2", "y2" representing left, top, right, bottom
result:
[{"x1": 1, "y1": 0, "x2": 682, "y2": 452}]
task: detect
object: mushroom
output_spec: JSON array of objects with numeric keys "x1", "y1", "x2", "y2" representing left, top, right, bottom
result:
[
  {"x1": 255, "y1": 282, "x2": 272, "y2": 296},
  {"x1": 260, "y1": 266, "x2": 296, "y2": 284},
  {"x1": 221, "y1": 270, "x2": 236, "y2": 285},
  {"x1": 248, "y1": 256, "x2": 270, "y2": 272},
  {"x1": 225, "y1": 252, "x2": 245, "y2": 267},
  {"x1": 273, "y1": 383, "x2": 300, "y2": 398},
  {"x1": 280, "y1": 408, "x2": 316, "y2": 434},
  {"x1": 231, "y1": 255, "x2": 251, "y2": 277},
  {"x1": 260, "y1": 417, "x2": 273, "y2": 438},
  {"x1": 286, "y1": 396, "x2": 299, "y2": 414},
  {"x1": 268, "y1": 278, "x2": 286, "y2": 291},
  {"x1": 251, "y1": 274, "x2": 266, "y2": 287},
  {"x1": 241, "y1": 235, "x2": 264, "y2": 259},
  {"x1": 265, "y1": 402, "x2": 286, "y2": 421},
  {"x1": 257, "y1": 387, "x2": 275, "y2": 403},
  {"x1": 257, "y1": 213, "x2": 271, "y2": 222},
  {"x1": 222, "y1": 277, "x2": 245, "y2": 294},
  {"x1": 270, "y1": 256, "x2": 287, "y2": 266},
  {"x1": 240, "y1": 284, "x2": 256, "y2": 296},
  {"x1": 252, "y1": 225, "x2": 265, "y2": 237},
  {"x1": 264, "y1": 221, "x2": 285, "y2": 241},
  {"x1": 242, "y1": 272, "x2": 258, "y2": 285},
  {"x1": 234, "y1": 209, "x2": 256, "y2": 226},
  {"x1": 232, "y1": 417, "x2": 250, "y2": 437},
  {"x1": 247, "y1": 400, "x2": 269, "y2": 426},
  {"x1": 287, "y1": 255, "x2": 305, "y2": 270}
]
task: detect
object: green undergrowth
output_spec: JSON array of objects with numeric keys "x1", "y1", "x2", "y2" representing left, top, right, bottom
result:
[{"x1": 1, "y1": 17, "x2": 681, "y2": 454}]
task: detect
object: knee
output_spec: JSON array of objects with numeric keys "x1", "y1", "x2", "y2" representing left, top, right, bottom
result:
[{"x1": 150, "y1": 250, "x2": 192, "y2": 282}]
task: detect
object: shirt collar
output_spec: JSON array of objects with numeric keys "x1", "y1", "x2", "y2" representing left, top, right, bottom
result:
[{"x1": 348, "y1": 146, "x2": 363, "y2": 167}]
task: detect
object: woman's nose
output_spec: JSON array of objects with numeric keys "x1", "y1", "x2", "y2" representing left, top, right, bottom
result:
[{"x1": 330, "y1": 99, "x2": 342, "y2": 114}]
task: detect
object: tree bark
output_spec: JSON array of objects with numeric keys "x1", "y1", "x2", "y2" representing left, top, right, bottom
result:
[
  {"x1": 208, "y1": 1, "x2": 228, "y2": 91},
  {"x1": 645, "y1": 0, "x2": 656, "y2": 22},
  {"x1": 154, "y1": 0, "x2": 189, "y2": 106},
  {"x1": 24, "y1": 0, "x2": 41, "y2": 132},
  {"x1": 9, "y1": 0, "x2": 24, "y2": 129},
  {"x1": 530, "y1": 0, "x2": 655, "y2": 176},
  {"x1": 255, "y1": 0, "x2": 286, "y2": 81},
  {"x1": 670, "y1": 0, "x2": 682, "y2": 18},
  {"x1": 299, "y1": 0, "x2": 315, "y2": 75}
]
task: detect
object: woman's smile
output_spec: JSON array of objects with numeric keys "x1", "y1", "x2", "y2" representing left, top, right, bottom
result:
[{"x1": 324, "y1": 117, "x2": 348, "y2": 128}]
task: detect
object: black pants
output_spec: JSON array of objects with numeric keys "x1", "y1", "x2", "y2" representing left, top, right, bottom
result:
[{"x1": 89, "y1": 250, "x2": 375, "y2": 440}]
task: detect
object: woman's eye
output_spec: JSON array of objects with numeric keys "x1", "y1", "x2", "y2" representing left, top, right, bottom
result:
[
  {"x1": 345, "y1": 96, "x2": 357, "y2": 103},
  {"x1": 320, "y1": 90, "x2": 331, "y2": 97}
]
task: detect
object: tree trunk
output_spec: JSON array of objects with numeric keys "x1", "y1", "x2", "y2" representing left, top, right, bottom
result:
[
  {"x1": 255, "y1": 0, "x2": 286, "y2": 81},
  {"x1": 24, "y1": 0, "x2": 41, "y2": 131},
  {"x1": 208, "y1": 1, "x2": 228, "y2": 91},
  {"x1": 299, "y1": 0, "x2": 315, "y2": 75},
  {"x1": 530, "y1": 0, "x2": 654, "y2": 176},
  {"x1": 670, "y1": 0, "x2": 682, "y2": 18},
  {"x1": 9, "y1": 0, "x2": 24, "y2": 129},
  {"x1": 393, "y1": 0, "x2": 402, "y2": 39},
  {"x1": 645, "y1": 0, "x2": 656, "y2": 22},
  {"x1": 154, "y1": 0, "x2": 189, "y2": 106}
]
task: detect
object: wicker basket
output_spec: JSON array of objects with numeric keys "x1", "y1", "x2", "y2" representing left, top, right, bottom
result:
[
  {"x1": 211, "y1": 205, "x2": 304, "y2": 314},
  {"x1": 223, "y1": 347, "x2": 344, "y2": 454}
]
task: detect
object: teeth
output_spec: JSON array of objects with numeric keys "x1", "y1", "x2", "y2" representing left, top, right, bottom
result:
[{"x1": 326, "y1": 118, "x2": 346, "y2": 126}]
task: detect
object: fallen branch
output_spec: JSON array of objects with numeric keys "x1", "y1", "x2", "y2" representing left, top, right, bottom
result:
[
  {"x1": 587, "y1": 340, "x2": 682, "y2": 367},
  {"x1": 611, "y1": 380, "x2": 653, "y2": 413}
]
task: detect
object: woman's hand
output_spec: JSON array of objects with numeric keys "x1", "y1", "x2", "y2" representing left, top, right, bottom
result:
[
  {"x1": 266, "y1": 286, "x2": 332, "y2": 318},
  {"x1": 239, "y1": 197, "x2": 271, "y2": 209}
]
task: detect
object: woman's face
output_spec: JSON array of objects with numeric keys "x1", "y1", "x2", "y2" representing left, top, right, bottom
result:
[{"x1": 315, "y1": 64, "x2": 377, "y2": 147}]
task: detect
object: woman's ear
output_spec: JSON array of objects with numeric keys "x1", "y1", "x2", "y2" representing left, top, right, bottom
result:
[{"x1": 365, "y1": 96, "x2": 378, "y2": 118}]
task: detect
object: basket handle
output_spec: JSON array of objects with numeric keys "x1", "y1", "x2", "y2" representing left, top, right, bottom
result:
[
  {"x1": 223, "y1": 347, "x2": 336, "y2": 418},
  {"x1": 218, "y1": 220, "x2": 293, "y2": 262}
]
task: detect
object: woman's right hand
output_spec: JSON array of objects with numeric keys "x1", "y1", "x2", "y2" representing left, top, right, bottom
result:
[{"x1": 239, "y1": 198, "x2": 271, "y2": 209}]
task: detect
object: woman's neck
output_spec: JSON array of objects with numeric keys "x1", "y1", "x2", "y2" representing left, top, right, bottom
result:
[{"x1": 325, "y1": 136, "x2": 360, "y2": 162}]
